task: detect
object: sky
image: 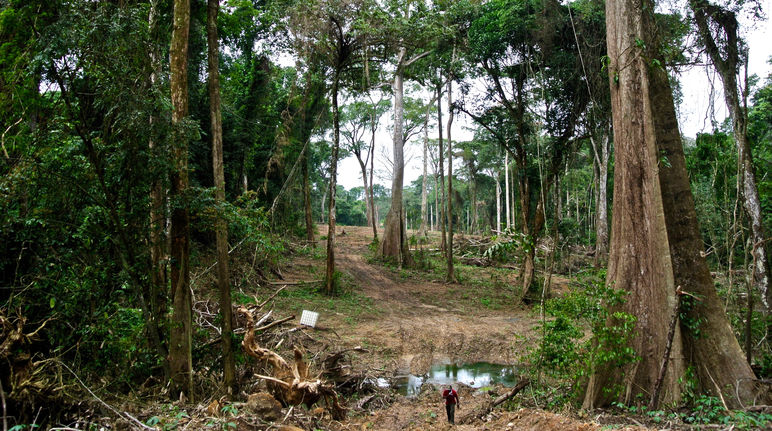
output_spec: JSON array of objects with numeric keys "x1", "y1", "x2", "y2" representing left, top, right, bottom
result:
[{"x1": 335, "y1": 4, "x2": 772, "y2": 191}]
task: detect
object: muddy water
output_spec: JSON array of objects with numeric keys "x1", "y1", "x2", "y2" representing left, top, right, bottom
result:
[{"x1": 393, "y1": 362, "x2": 519, "y2": 397}]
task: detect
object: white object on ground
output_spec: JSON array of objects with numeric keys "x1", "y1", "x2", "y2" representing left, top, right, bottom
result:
[{"x1": 299, "y1": 310, "x2": 319, "y2": 328}]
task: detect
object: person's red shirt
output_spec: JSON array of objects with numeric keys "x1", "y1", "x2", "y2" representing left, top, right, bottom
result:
[{"x1": 442, "y1": 388, "x2": 459, "y2": 405}]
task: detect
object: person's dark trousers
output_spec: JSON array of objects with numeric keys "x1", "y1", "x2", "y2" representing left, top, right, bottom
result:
[{"x1": 445, "y1": 403, "x2": 455, "y2": 424}]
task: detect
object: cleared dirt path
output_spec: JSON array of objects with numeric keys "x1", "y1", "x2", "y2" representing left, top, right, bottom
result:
[{"x1": 306, "y1": 226, "x2": 649, "y2": 431}]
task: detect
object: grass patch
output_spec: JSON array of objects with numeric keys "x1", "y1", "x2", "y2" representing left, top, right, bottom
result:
[{"x1": 268, "y1": 275, "x2": 380, "y2": 325}]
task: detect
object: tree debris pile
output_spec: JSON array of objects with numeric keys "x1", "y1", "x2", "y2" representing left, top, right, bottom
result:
[
  {"x1": 238, "y1": 306, "x2": 347, "y2": 420},
  {"x1": 0, "y1": 311, "x2": 65, "y2": 423}
]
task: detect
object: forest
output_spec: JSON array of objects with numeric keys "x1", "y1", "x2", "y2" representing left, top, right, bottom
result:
[{"x1": 1, "y1": 0, "x2": 771, "y2": 429}]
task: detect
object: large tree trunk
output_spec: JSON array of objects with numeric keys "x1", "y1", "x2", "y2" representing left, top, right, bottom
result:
[
  {"x1": 584, "y1": 0, "x2": 761, "y2": 409},
  {"x1": 590, "y1": 132, "x2": 609, "y2": 265},
  {"x1": 325, "y1": 75, "x2": 341, "y2": 294},
  {"x1": 147, "y1": 0, "x2": 170, "y2": 378},
  {"x1": 445, "y1": 77, "x2": 455, "y2": 282},
  {"x1": 169, "y1": 0, "x2": 193, "y2": 401},
  {"x1": 646, "y1": 37, "x2": 760, "y2": 408},
  {"x1": 690, "y1": 0, "x2": 770, "y2": 313},
  {"x1": 207, "y1": 0, "x2": 235, "y2": 395},
  {"x1": 380, "y1": 55, "x2": 411, "y2": 266},
  {"x1": 583, "y1": 0, "x2": 682, "y2": 407}
]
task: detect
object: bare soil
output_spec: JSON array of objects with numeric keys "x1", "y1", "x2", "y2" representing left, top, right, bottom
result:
[{"x1": 268, "y1": 226, "x2": 651, "y2": 430}]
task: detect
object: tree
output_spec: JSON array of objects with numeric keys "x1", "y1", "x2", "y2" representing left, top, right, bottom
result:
[
  {"x1": 444, "y1": 65, "x2": 457, "y2": 281},
  {"x1": 379, "y1": 0, "x2": 432, "y2": 266},
  {"x1": 207, "y1": 0, "x2": 235, "y2": 395},
  {"x1": 417, "y1": 95, "x2": 437, "y2": 237},
  {"x1": 583, "y1": 0, "x2": 759, "y2": 408},
  {"x1": 291, "y1": 0, "x2": 373, "y2": 294},
  {"x1": 464, "y1": 0, "x2": 590, "y2": 295},
  {"x1": 341, "y1": 97, "x2": 390, "y2": 238},
  {"x1": 689, "y1": 0, "x2": 770, "y2": 316},
  {"x1": 147, "y1": 0, "x2": 170, "y2": 379},
  {"x1": 169, "y1": 0, "x2": 194, "y2": 400}
]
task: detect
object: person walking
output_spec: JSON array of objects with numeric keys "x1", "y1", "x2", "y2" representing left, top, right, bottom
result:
[{"x1": 442, "y1": 385, "x2": 460, "y2": 425}]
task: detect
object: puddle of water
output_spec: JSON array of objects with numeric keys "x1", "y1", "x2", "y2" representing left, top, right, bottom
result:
[{"x1": 393, "y1": 362, "x2": 519, "y2": 397}]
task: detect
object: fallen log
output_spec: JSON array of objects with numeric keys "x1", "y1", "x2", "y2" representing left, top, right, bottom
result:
[
  {"x1": 490, "y1": 378, "x2": 530, "y2": 408},
  {"x1": 459, "y1": 378, "x2": 529, "y2": 424},
  {"x1": 267, "y1": 280, "x2": 321, "y2": 286}
]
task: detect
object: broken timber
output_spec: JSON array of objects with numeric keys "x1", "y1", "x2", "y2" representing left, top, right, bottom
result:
[
  {"x1": 459, "y1": 378, "x2": 530, "y2": 424},
  {"x1": 238, "y1": 306, "x2": 346, "y2": 420}
]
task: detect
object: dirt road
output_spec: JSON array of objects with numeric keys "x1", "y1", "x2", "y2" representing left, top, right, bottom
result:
[{"x1": 278, "y1": 226, "x2": 647, "y2": 430}]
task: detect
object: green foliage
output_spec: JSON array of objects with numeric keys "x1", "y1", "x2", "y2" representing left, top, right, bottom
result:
[
  {"x1": 529, "y1": 271, "x2": 638, "y2": 403},
  {"x1": 484, "y1": 227, "x2": 534, "y2": 263}
]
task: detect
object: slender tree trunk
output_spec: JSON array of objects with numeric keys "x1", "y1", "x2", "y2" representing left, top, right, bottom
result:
[
  {"x1": 430, "y1": 201, "x2": 434, "y2": 232},
  {"x1": 418, "y1": 103, "x2": 430, "y2": 237},
  {"x1": 356, "y1": 154, "x2": 372, "y2": 229},
  {"x1": 241, "y1": 152, "x2": 248, "y2": 193},
  {"x1": 505, "y1": 152, "x2": 511, "y2": 229},
  {"x1": 369, "y1": 121, "x2": 378, "y2": 238},
  {"x1": 433, "y1": 173, "x2": 439, "y2": 232},
  {"x1": 169, "y1": 0, "x2": 193, "y2": 401},
  {"x1": 437, "y1": 84, "x2": 447, "y2": 254},
  {"x1": 302, "y1": 149, "x2": 314, "y2": 244},
  {"x1": 445, "y1": 77, "x2": 455, "y2": 282},
  {"x1": 325, "y1": 74, "x2": 341, "y2": 294},
  {"x1": 590, "y1": 132, "x2": 610, "y2": 265},
  {"x1": 147, "y1": 0, "x2": 170, "y2": 378},
  {"x1": 495, "y1": 170, "x2": 501, "y2": 233},
  {"x1": 381, "y1": 55, "x2": 411, "y2": 266},
  {"x1": 517, "y1": 161, "x2": 535, "y2": 295},
  {"x1": 470, "y1": 171, "x2": 478, "y2": 234},
  {"x1": 207, "y1": 0, "x2": 235, "y2": 395}
]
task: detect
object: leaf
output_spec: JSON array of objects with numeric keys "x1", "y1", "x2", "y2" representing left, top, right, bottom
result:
[{"x1": 50, "y1": 297, "x2": 56, "y2": 308}]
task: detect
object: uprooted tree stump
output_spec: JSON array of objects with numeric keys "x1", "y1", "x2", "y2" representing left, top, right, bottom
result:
[{"x1": 238, "y1": 306, "x2": 347, "y2": 420}]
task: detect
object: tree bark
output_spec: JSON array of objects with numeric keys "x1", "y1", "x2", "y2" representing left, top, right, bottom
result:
[
  {"x1": 418, "y1": 102, "x2": 431, "y2": 237},
  {"x1": 437, "y1": 84, "x2": 447, "y2": 254},
  {"x1": 380, "y1": 51, "x2": 411, "y2": 266},
  {"x1": 169, "y1": 0, "x2": 193, "y2": 401},
  {"x1": 302, "y1": 148, "x2": 314, "y2": 244},
  {"x1": 584, "y1": 0, "x2": 760, "y2": 408},
  {"x1": 590, "y1": 132, "x2": 609, "y2": 265},
  {"x1": 445, "y1": 76, "x2": 455, "y2": 282},
  {"x1": 356, "y1": 154, "x2": 371, "y2": 227},
  {"x1": 147, "y1": 0, "x2": 170, "y2": 378},
  {"x1": 505, "y1": 152, "x2": 511, "y2": 230},
  {"x1": 495, "y1": 169, "x2": 501, "y2": 233},
  {"x1": 369, "y1": 109, "x2": 378, "y2": 239},
  {"x1": 647, "y1": 39, "x2": 760, "y2": 408},
  {"x1": 583, "y1": 0, "x2": 682, "y2": 403},
  {"x1": 325, "y1": 73, "x2": 341, "y2": 294},
  {"x1": 207, "y1": 0, "x2": 235, "y2": 395}
]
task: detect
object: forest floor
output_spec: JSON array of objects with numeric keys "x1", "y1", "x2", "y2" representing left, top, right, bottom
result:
[{"x1": 207, "y1": 225, "x2": 653, "y2": 431}]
